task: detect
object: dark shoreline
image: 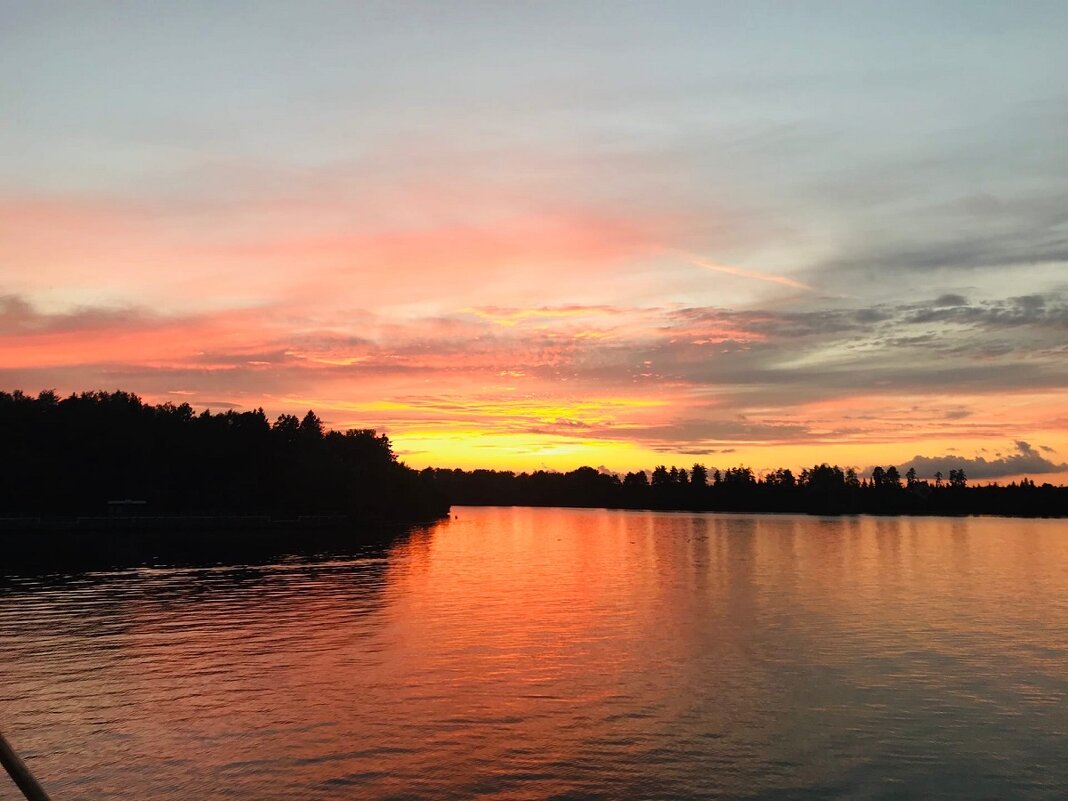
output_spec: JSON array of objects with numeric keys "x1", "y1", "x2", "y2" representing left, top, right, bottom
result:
[
  {"x1": 448, "y1": 503, "x2": 1067, "y2": 519},
  {"x1": 0, "y1": 511, "x2": 449, "y2": 533}
]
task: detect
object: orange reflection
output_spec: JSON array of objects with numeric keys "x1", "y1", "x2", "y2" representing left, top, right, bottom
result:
[{"x1": 8, "y1": 510, "x2": 1068, "y2": 798}]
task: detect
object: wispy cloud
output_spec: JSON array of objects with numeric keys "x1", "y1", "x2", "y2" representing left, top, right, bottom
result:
[{"x1": 685, "y1": 255, "x2": 812, "y2": 292}]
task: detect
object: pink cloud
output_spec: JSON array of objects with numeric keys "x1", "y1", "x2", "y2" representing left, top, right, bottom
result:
[{"x1": 1, "y1": 192, "x2": 672, "y2": 313}]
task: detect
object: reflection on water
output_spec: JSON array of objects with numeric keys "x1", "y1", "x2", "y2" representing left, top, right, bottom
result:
[{"x1": 2, "y1": 508, "x2": 1068, "y2": 800}]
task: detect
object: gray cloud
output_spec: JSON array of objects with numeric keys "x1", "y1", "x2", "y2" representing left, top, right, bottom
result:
[
  {"x1": 933, "y1": 293, "x2": 968, "y2": 307},
  {"x1": 905, "y1": 294, "x2": 1068, "y2": 327},
  {"x1": 0, "y1": 294, "x2": 153, "y2": 335},
  {"x1": 825, "y1": 228, "x2": 1068, "y2": 277},
  {"x1": 901, "y1": 441, "x2": 1068, "y2": 480}
]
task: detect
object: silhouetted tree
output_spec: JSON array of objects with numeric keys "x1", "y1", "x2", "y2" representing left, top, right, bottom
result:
[
  {"x1": 300, "y1": 410, "x2": 324, "y2": 437},
  {"x1": 651, "y1": 465, "x2": 670, "y2": 486},
  {"x1": 723, "y1": 466, "x2": 755, "y2": 486},
  {"x1": 766, "y1": 468, "x2": 795, "y2": 488},
  {"x1": 871, "y1": 466, "x2": 886, "y2": 487},
  {"x1": 885, "y1": 466, "x2": 901, "y2": 488},
  {"x1": 690, "y1": 464, "x2": 708, "y2": 487}
]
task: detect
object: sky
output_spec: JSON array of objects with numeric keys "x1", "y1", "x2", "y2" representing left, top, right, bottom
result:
[{"x1": 2, "y1": 1, "x2": 1067, "y2": 482}]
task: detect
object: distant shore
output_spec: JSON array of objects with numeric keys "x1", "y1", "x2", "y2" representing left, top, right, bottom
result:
[
  {"x1": 452, "y1": 503, "x2": 1067, "y2": 520},
  {"x1": 428, "y1": 467, "x2": 1068, "y2": 519}
]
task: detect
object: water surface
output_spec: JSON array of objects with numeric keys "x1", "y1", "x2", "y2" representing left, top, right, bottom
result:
[{"x1": 2, "y1": 508, "x2": 1067, "y2": 800}]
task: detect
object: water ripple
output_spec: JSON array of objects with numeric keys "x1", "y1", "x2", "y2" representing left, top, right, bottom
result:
[{"x1": 2, "y1": 509, "x2": 1068, "y2": 799}]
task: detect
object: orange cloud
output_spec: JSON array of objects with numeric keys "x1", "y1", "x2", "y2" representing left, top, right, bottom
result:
[{"x1": 0, "y1": 301, "x2": 282, "y2": 370}]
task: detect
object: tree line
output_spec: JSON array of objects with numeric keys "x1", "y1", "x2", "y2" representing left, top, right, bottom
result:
[
  {"x1": 3, "y1": 389, "x2": 1063, "y2": 521},
  {"x1": 0, "y1": 390, "x2": 447, "y2": 522},
  {"x1": 427, "y1": 461, "x2": 1067, "y2": 517}
]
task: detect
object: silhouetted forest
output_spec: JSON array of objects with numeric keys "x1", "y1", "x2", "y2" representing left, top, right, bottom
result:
[
  {"x1": 0, "y1": 390, "x2": 447, "y2": 523},
  {"x1": 4, "y1": 390, "x2": 1064, "y2": 525},
  {"x1": 428, "y1": 463, "x2": 1068, "y2": 517}
]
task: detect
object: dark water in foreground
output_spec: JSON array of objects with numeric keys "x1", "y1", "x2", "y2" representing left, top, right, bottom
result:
[{"x1": 2, "y1": 508, "x2": 1068, "y2": 800}]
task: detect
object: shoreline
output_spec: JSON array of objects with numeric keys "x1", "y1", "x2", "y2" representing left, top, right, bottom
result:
[
  {"x1": 3, "y1": 502, "x2": 1064, "y2": 535},
  {"x1": 446, "y1": 503, "x2": 1067, "y2": 520}
]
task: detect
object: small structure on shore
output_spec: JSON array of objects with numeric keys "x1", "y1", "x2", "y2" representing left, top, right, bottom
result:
[{"x1": 107, "y1": 499, "x2": 146, "y2": 517}]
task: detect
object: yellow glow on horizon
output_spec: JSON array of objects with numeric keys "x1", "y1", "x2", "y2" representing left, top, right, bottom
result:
[
  {"x1": 393, "y1": 430, "x2": 656, "y2": 472},
  {"x1": 381, "y1": 426, "x2": 1068, "y2": 487},
  {"x1": 283, "y1": 394, "x2": 669, "y2": 427},
  {"x1": 191, "y1": 386, "x2": 1068, "y2": 485}
]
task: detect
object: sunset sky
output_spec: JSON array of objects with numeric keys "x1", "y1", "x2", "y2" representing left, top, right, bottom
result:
[{"x1": 3, "y1": 1, "x2": 1067, "y2": 482}]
